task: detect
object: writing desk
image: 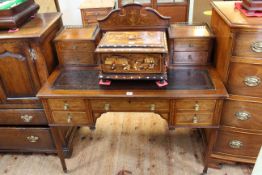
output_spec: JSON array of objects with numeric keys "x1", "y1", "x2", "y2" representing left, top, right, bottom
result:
[{"x1": 37, "y1": 66, "x2": 228, "y2": 172}]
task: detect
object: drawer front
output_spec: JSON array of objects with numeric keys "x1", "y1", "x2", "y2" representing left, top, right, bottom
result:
[
  {"x1": 48, "y1": 99, "x2": 86, "y2": 111},
  {"x1": 0, "y1": 127, "x2": 55, "y2": 150},
  {"x1": 0, "y1": 109, "x2": 47, "y2": 125},
  {"x1": 233, "y1": 32, "x2": 262, "y2": 58},
  {"x1": 56, "y1": 41, "x2": 95, "y2": 52},
  {"x1": 214, "y1": 129, "x2": 262, "y2": 158},
  {"x1": 58, "y1": 51, "x2": 95, "y2": 65},
  {"x1": 52, "y1": 111, "x2": 92, "y2": 125},
  {"x1": 175, "y1": 113, "x2": 213, "y2": 126},
  {"x1": 173, "y1": 52, "x2": 208, "y2": 65},
  {"x1": 81, "y1": 8, "x2": 111, "y2": 17},
  {"x1": 90, "y1": 99, "x2": 169, "y2": 112},
  {"x1": 221, "y1": 99, "x2": 262, "y2": 130},
  {"x1": 173, "y1": 39, "x2": 210, "y2": 51},
  {"x1": 228, "y1": 62, "x2": 262, "y2": 97},
  {"x1": 175, "y1": 100, "x2": 216, "y2": 112}
]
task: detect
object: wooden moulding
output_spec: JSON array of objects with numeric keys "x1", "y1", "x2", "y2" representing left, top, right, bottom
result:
[{"x1": 0, "y1": 0, "x2": 39, "y2": 29}]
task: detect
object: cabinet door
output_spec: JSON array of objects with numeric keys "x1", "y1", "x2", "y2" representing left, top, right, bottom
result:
[{"x1": 0, "y1": 41, "x2": 40, "y2": 102}]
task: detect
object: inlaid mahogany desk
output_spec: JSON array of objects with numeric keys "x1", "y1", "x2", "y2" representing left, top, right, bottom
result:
[{"x1": 37, "y1": 66, "x2": 228, "y2": 172}]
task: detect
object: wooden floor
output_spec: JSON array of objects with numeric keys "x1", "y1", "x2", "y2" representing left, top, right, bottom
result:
[{"x1": 0, "y1": 113, "x2": 253, "y2": 175}]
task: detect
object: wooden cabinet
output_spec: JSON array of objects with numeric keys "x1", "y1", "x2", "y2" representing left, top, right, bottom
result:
[
  {"x1": 54, "y1": 26, "x2": 100, "y2": 66},
  {"x1": 168, "y1": 23, "x2": 214, "y2": 65},
  {"x1": 80, "y1": 0, "x2": 115, "y2": 26},
  {"x1": 203, "y1": 1, "x2": 262, "y2": 172},
  {"x1": 0, "y1": 13, "x2": 75, "y2": 155},
  {"x1": 118, "y1": 0, "x2": 189, "y2": 22}
]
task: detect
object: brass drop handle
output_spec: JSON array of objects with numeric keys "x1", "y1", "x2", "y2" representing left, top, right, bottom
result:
[
  {"x1": 150, "y1": 104, "x2": 156, "y2": 111},
  {"x1": 194, "y1": 104, "x2": 200, "y2": 111},
  {"x1": 21, "y1": 114, "x2": 33, "y2": 123},
  {"x1": 244, "y1": 76, "x2": 261, "y2": 87},
  {"x1": 235, "y1": 111, "x2": 251, "y2": 121},
  {"x1": 64, "y1": 103, "x2": 69, "y2": 110},
  {"x1": 27, "y1": 136, "x2": 39, "y2": 143},
  {"x1": 251, "y1": 41, "x2": 262, "y2": 53},
  {"x1": 67, "y1": 113, "x2": 73, "y2": 123},
  {"x1": 229, "y1": 140, "x2": 243, "y2": 149},
  {"x1": 188, "y1": 43, "x2": 193, "y2": 48},
  {"x1": 192, "y1": 115, "x2": 198, "y2": 124},
  {"x1": 104, "y1": 104, "x2": 110, "y2": 111}
]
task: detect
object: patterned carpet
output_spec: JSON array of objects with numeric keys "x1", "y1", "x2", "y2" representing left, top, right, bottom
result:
[{"x1": 0, "y1": 113, "x2": 253, "y2": 175}]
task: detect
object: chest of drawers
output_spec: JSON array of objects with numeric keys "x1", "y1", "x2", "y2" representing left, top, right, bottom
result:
[
  {"x1": 80, "y1": 0, "x2": 115, "y2": 26},
  {"x1": 168, "y1": 24, "x2": 214, "y2": 65},
  {"x1": 0, "y1": 13, "x2": 75, "y2": 156},
  {"x1": 203, "y1": 1, "x2": 262, "y2": 172}
]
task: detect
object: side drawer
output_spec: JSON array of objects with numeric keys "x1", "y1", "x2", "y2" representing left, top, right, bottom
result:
[
  {"x1": 52, "y1": 111, "x2": 93, "y2": 125},
  {"x1": 214, "y1": 128, "x2": 262, "y2": 158},
  {"x1": 221, "y1": 97, "x2": 262, "y2": 131},
  {"x1": 173, "y1": 39, "x2": 210, "y2": 51},
  {"x1": 48, "y1": 99, "x2": 86, "y2": 111},
  {"x1": 173, "y1": 52, "x2": 209, "y2": 65},
  {"x1": 175, "y1": 100, "x2": 216, "y2": 112},
  {"x1": 0, "y1": 127, "x2": 55, "y2": 151},
  {"x1": 174, "y1": 113, "x2": 214, "y2": 127},
  {"x1": 90, "y1": 99, "x2": 169, "y2": 112},
  {"x1": 0, "y1": 109, "x2": 47, "y2": 125},
  {"x1": 233, "y1": 32, "x2": 262, "y2": 58},
  {"x1": 227, "y1": 62, "x2": 262, "y2": 97}
]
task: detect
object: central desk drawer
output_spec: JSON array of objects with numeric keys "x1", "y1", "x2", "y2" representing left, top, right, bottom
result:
[
  {"x1": 48, "y1": 99, "x2": 86, "y2": 111},
  {"x1": 90, "y1": 99, "x2": 169, "y2": 112},
  {"x1": 52, "y1": 111, "x2": 92, "y2": 125},
  {"x1": 175, "y1": 113, "x2": 213, "y2": 126},
  {"x1": 175, "y1": 100, "x2": 216, "y2": 112}
]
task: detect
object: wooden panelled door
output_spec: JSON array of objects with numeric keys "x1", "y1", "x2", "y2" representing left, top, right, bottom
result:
[
  {"x1": 0, "y1": 41, "x2": 40, "y2": 103},
  {"x1": 118, "y1": 0, "x2": 189, "y2": 22}
]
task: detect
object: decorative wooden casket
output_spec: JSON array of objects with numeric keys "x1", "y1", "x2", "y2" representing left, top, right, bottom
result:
[
  {"x1": 0, "y1": 0, "x2": 39, "y2": 29},
  {"x1": 95, "y1": 3, "x2": 171, "y2": 81},
  {"x1": 96, "y1": 31, "x2": 168, "y2": 80}
]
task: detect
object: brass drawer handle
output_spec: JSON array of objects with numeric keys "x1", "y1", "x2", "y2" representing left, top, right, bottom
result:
[
  {"x1": 64, "y1": 103, "x2": 69, "y2": 110},
  {"x1": 67, "y1": 113, "x2": 73, "y2": 123},
  {"x1": 27, "y1": 136, "x2": 39, "y2": 143},
  {"x1": 244, "y1": 76, "x2": 261, "y2": 87},
  {"x1": 229, "y1": 140, "x2": 243, "y2": 149},
  {"x1": 150, "y1": 104, "x2": 156, "y2": 111},
  {"x1": 251, "y1": 41, "x2": 262, "y2": 53},
  {"x1": 235, "y1": 111, "x2": 251, "y2": 121},
  {"x1": 21, "y1": 114, "x2": 33, "y2": 123},
  {"x1": 104, "y1": 104, "x2": 110, "y2": 111},
  {"x1": 194, "y1": 104, "x2": 200, "y2": 111},
  {"x1": 192, "y1": 115, "x2": 198, "y2": 124}
]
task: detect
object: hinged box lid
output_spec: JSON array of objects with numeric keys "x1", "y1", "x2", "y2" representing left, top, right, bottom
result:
[{"x1": 96, "y1": 31, "x2": 168, "y2": 53}]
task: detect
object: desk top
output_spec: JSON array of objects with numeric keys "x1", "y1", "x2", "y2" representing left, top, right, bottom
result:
[{"x1": 37, "y1": 67, "x2": 228, "y2": 99}]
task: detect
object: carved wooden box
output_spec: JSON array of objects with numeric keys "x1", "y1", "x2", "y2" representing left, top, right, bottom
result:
[{"x1": 96, "y1": 31, "x2": 168, "y2": 80}]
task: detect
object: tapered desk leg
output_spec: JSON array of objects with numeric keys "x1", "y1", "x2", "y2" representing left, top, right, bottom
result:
[{"x1": 50, "y1": 127, "x2": 68, "y2": 173}]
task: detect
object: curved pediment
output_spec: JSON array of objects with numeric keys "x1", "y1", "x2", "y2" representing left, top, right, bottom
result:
[{"x1": 98, "y1": 3, "x2": 171, "y2": 31}]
